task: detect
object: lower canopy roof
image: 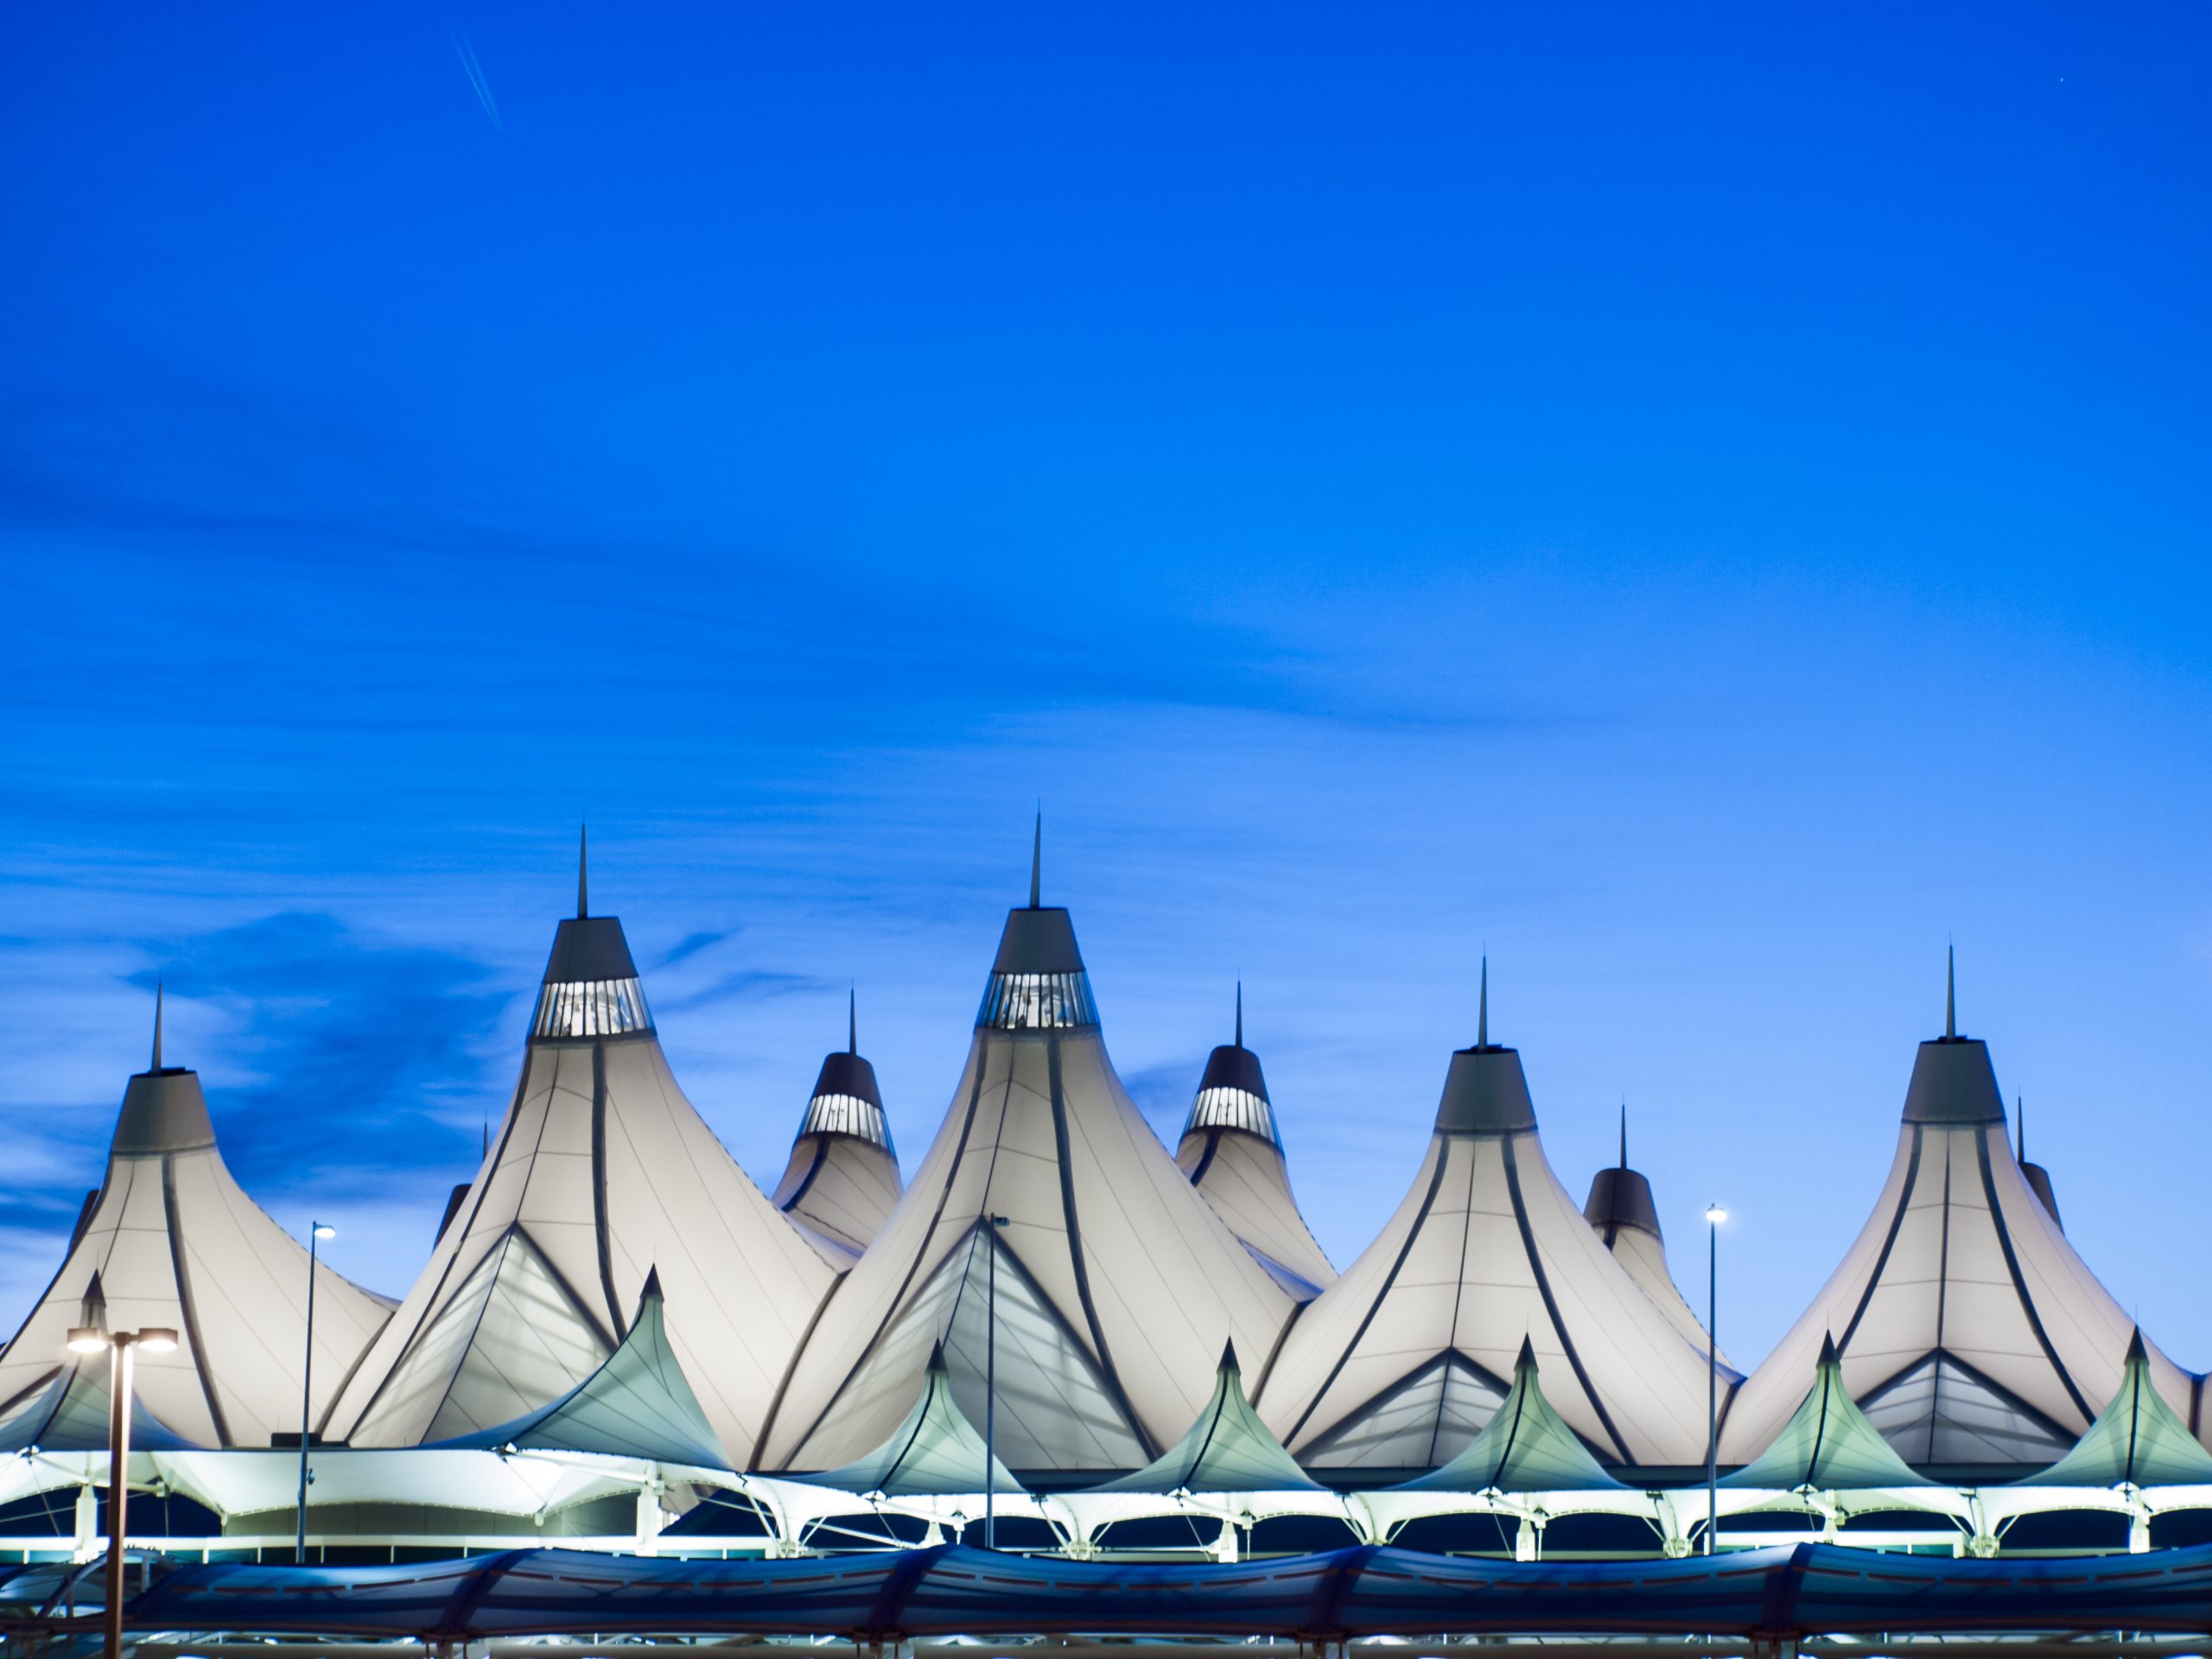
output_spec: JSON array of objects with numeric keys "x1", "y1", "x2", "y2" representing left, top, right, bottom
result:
[{"x1": 79, "y1": 1541, "x2": 2212, "y2": 1642}]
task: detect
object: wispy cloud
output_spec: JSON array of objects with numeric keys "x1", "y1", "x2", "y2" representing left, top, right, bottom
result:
[
  {"x1": 127, "y1": 912, "x2": 512, "y2": 1198},
  {"x1": 449, "y1": 26, "x2": 503, "y2": 130}
]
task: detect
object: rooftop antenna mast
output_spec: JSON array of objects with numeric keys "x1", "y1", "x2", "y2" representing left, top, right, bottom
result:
[
  {"x1": 578, "y1": 825, "x2": 590, "y2": 919},
  {"x1": 1028, "y1": 810, "x2": 1041, "y2": 909},
  {"x1": 1945, "y1": 942, "x2": 1955, "y2": 1039},
  {"x1": 151, "y1": 982, "x2": 163, "y2": 1071},
  {"x1": 1478, "y1": 956, "x2": 1489, "y2": 1048}
]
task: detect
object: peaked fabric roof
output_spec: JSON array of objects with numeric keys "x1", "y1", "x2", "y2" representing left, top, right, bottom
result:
[
  {"x1": 2018, "y1": 1331, "x2": 2212, "y2": 1489},
  {"x1": 0, "y1": 1349, "x2": 200, "y2": 1453},
  {"x1": 1175, "y1": 989, "x2": 1337, "y2": 1300},
  {"x1": 806, "y1": 1342, "x2": 1020, "y2": 1497},
  {"x1": 0, "y1": 1028, "x2": 393, "y2": 1450},
  {"x1": 772, "y1": 1000, "x2": 904, "y2": 1267},
  {"x1": 1582, "y1": 1111, "x2": 1725, "y2": 1365},
  {"x1": 326, "y1": 874, "x2": 835, "y2": 1466},
  {"x1": 2015, "y1": 1100, "x2": 2063, "y2": 1231},
  {"x1": 1258, "y1": 975, "x2": 1732, "y2": 1471},
  {"x1": 1394, "y1": 1338, "x2": 1623, "y2": 1493},
  {"x1": 432, "y1": 1270, "x2": 730, "y2": 1470},
  {"x1": 759, "y1": 839, "x2": 1294, "y2": 1476},
  {"x1": 1719, "y1": 965, "x2": 2192, "y2": 1471},
  {"x1": 1087, "y1": 1344, "x2": 1319, "y2": 1494},
  {"x1": 1724, "y1": 1334, "x2": 1929, "y2": 1491}
]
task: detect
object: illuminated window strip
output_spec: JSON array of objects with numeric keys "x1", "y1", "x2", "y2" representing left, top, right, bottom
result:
[
  {"x1": 532, "y1": 976, "x2": 653, "y2": 1039},
  {"x1": 975, "y1": 970, "x2": 1099, "y2": 1031},
  {"x1": 799, "y1": 1090, "x2": 894, "y2": 1147},
  {"x1": 1185, "y1": 1084, "x2": 1280, "y2": 1147}
]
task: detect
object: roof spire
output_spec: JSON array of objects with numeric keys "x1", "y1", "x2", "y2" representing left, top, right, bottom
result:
[
  {"x1": 1028, "y1": 809, "x2": 1041, "y2": 908},
  {"x1": 1478, "y1": 955, "x2": 1489, "y2": 1047},
  {"x1": 2017, "y1": 1095, "x2": 2024, "y2": 1162},
  {"x1": 1945, "y1": 941, "x2": 1955, "y2": 1039},
  {"x1": 1235, "y1": 980, "x2": 1243, "y2": 1049},
  {"x1": 1619, "y1": 1100, "x2": 1628, "y2": 1170},
  {"x1": 577, "y1": 824, "x2": 589, "y2": 918},
  {"x1": 849, "y1": 986, "x2": 857, "y2": 1056},
  {"x1": 151, "y1": 981, "x2": 163, "y2": 1071}
]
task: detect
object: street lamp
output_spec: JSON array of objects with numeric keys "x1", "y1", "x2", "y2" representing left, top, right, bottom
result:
[
  {"x1": 1704, "y1": 1203, "x2": 1727, "y2": 1557},
  {"x1": 66, "y1": 1323, "x2": 178, "y2": 1659},
  {"x1": 982, "y1": 1212, "x2": 1010, "y2": 1549},
  {"x1": 296, "y1": 1222, "x2": 335, "y2": 1562}
]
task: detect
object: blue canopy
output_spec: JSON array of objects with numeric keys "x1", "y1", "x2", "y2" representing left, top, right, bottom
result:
[{"x1": 31, "y1": 1541, "x2": 2212, "y2": 1643}]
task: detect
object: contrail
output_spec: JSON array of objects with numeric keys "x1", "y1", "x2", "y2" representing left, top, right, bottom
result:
[{"x1": 450, "y1": 25, "x2": 503, "y2": 130}]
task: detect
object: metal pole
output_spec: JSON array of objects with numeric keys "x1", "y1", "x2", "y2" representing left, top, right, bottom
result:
[
  {"x1": 103, "y1": 1336, "x2": 135, "y2": 1659},
  {"x1": 1706, "y1": 1215, "x2": 1719, "y2": 1556},
  {"x1": 296, "y1": 1224, "x2": 321, "y2": 1563}
]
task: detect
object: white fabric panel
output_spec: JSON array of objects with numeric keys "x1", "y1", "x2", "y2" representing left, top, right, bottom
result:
[
  {"x1": 1605, "y1": 1225, "x2": 1725, "y2": 1366},
  {"x1": 423, "y1": 1235, "x2": 613, "y2": 1442},
  {"x1": 1261, "y1": 1129, "x2": 1726, "y2": 1469},
  {"x1": 330, "y1": 1014, "x2": 836, "y2": 1465},
  {"x1": 0, "y1": 1116, "x2": 391, "y2": 1450},
  {"x1": 1300, "y1": 1354, "x2": 1505, "y2": 1469},
  {"x1": 1859, "y1": 1353, "x2": 2072, "y2": 1465},
  {"x1": 1177, "y1": 1131, "x2": 1337, "y2": 1300},
  {"x1": 766, "y1": 1027, "x2": 1294, "y2": 1472},
  {"x1": 773, "y1": 1134, "x2": 904, "y2": 1266},
  {"x1": 1720, "y1": 1121, "x2": 2191, "y2": 1464}
]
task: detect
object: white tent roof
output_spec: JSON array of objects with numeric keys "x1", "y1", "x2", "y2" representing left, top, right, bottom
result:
[
  {"x1": 326, "y1": 861, "x2": 835, "y2": 1467},
  {"x1": 771, "y1": 997, "x2": 903, "y2": 1267},
  {"x1": 1719, "y1": 959, "x2": 2194, "y2": 1470},
  {"x1": 2015, "y1": 1330, "x2": 2212, "y2": 1490},
  {"x1": 804, "y1": 1340, "x2": 1021, "y2": 1497},
  {"x1": 757, "y1": 836, "x2": 1295, "y2": 1477},
  {"x1": 0, "y1": 1006, "x2": 393, "y2": 1450},
  {"x1": 1391, "y1": 1337, "x2": 1624, "y2": 1494},
  {"x1": 1174, "y1": 989, "x2": 1336, "y2": 1300},
  {"x1": 1582, "y1": 1110, "x2": 1725, "y2": 1366},
  {"x1": 1084, "y1": 1342, "x2": 1320, "y2": 1495},
  {"x1": 1255, "y1": 969, "x2": 1733, "y2": 1471},
  {"x1": 431, "y1": 1268, "x2": 731, "y2": 1470},
  {"x1": 1723, "y1": 1333, "x2": 1931, "y2": 1491}
]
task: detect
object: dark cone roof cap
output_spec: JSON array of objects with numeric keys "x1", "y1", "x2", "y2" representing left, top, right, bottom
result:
[
  {"x1": 1901, "y1": 1036, "x2": 2005, "y2": 1126},
  {"x1": 990, "y1": 906, "x2": 1085, "y2": 975},
  {"x1": 112, "y1": 1067, "x2": 216, "y2": 1156},
  {"x1": 809, "y1": 1049, "x2": 884, "y2": 1109},
  {"x1": 1433, "y1": 1044, "x2": 1537, "y2": 1135},
  {"x1": 1583, "y1": 1166, "x2": 1662, "y2": 1241},
  {"x1": 1197, "y1": 1042, "x2": 1268, "y2": 1100},
  {"x1": 541, "y1": 916, "x2": 639, "y2": 985}
]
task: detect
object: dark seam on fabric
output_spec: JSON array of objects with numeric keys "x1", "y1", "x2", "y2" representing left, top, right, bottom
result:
[
  {"x1": 1838, "y1": 1128, "x2": 1923, "y2": 1352},
  {"x1": 1049, "y1": 1032, "x2": 1156, "y2": 1460},
  {"x1": 1504, "y1": 1134, "x2": 1632, "y2": 1465},
  {"x1": 592, "y1": 1041, "x2": 626, "y2": 1340},
  {"x1": 162, "y1": 1154, "x2": 231, "y2": 1446},
  {"x1": 1186, "y1": 1128, "x2": 1223, "y2": 1186},
  {"x1": 340, "y1": 1050, "x2": 533, "y2": 1434},
  {"x1": 1975, "y1": 1130, "x2": 2094, "y2": 1425},
  {"x1": 1929, "y1": 1155, "x2": 1954, "y2": 1463},
  {"x1": 770, "y1": 1041, "x2": 995, "y2": 1465},
  {"x1": 513, "y1": 1224, "x2": 620, "y2": 1353},
  {"x1": 1283, "y1": 1135, "x2": 1452, "y2": 1445},
  {"x1": 778, "y1": 1139, "x2": 831, "y2": 1213},
  {"x1": 1436, "y1": 1137, "x2": 1484, "y2": 1467}
]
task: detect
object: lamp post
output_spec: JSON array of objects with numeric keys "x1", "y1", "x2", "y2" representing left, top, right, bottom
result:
[
  {"x1": 982, "y1": 1212, "x2": 1010, "y2": 1549},
  {"x1": 1704, "y1": 1203, "x2": 1726, "y2": 1556},
  {"x1": 67, "y1": 1323, "x2": 178, "y2": 1659},
  {"x1": 296, "y1": 1221, "x2": 334, "y2": 1562}
]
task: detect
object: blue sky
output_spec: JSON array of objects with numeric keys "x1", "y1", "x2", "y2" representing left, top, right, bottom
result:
[{"x1": 2, "y1": 2, "x2": 2207, "y2": 1374}]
